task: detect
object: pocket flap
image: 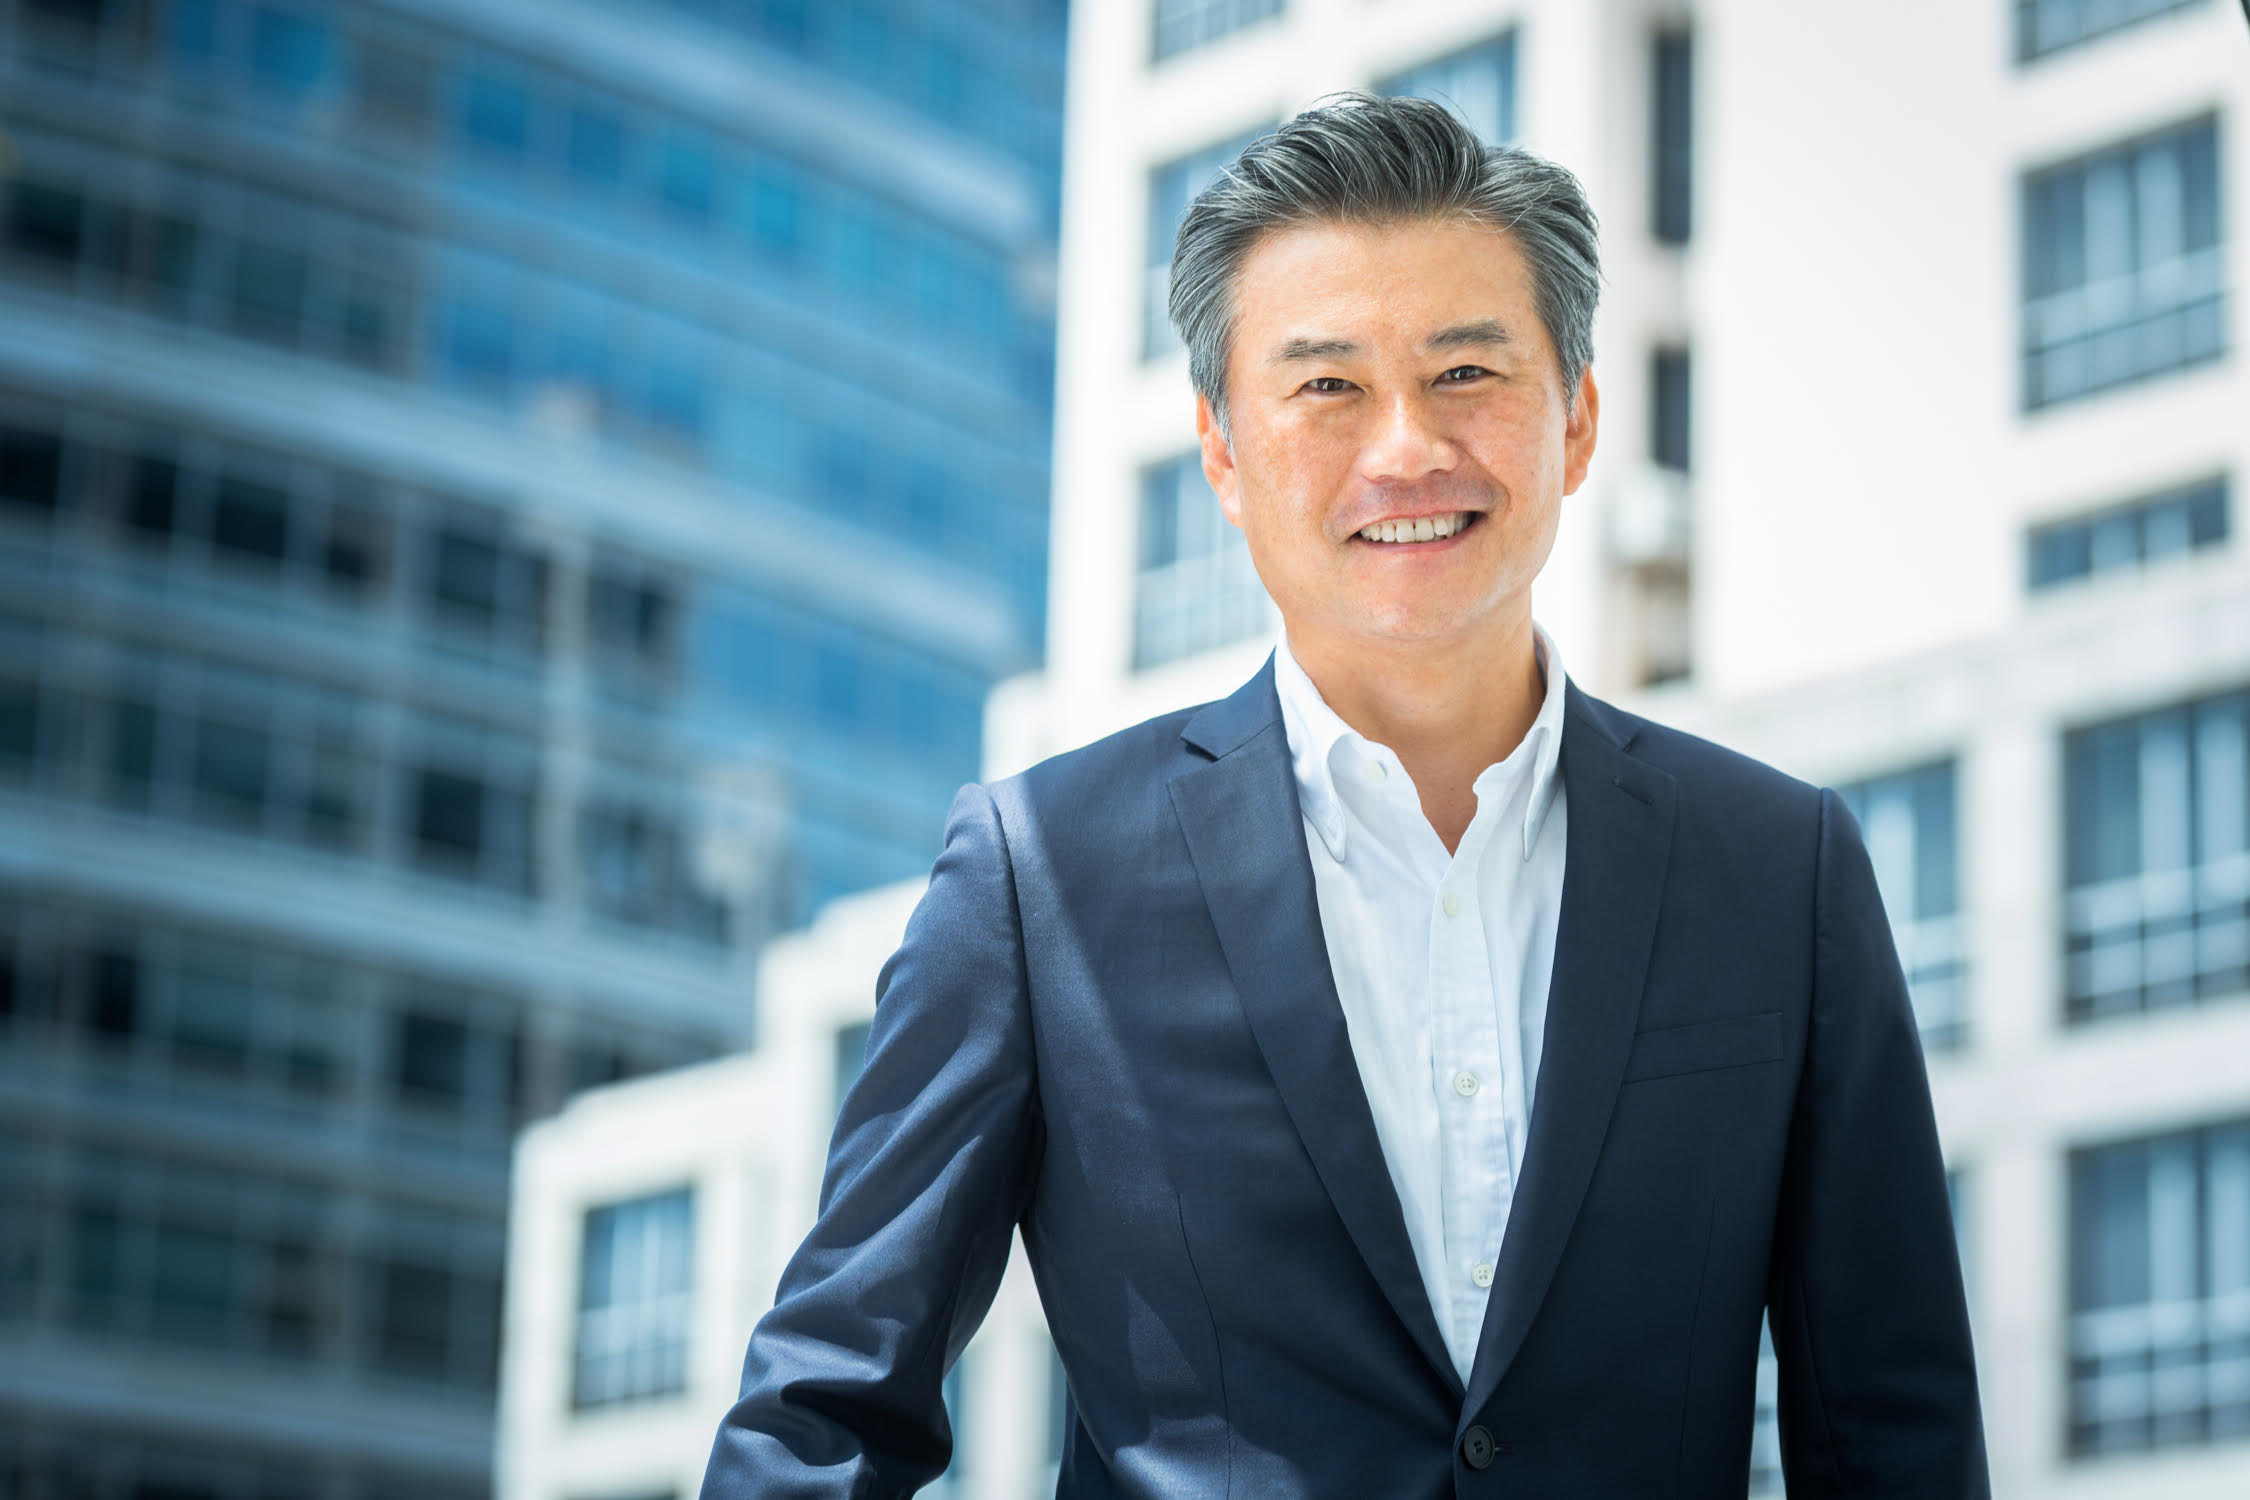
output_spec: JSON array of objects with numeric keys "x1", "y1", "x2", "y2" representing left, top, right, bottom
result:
[{"x1": 1622, "y1": 1011, "x2": 1784, "y2": 1083}]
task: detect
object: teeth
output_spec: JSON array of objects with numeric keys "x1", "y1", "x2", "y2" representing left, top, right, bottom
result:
[{"x1": 1357, "y1": 513, "x2": 1469, "y2": 544}]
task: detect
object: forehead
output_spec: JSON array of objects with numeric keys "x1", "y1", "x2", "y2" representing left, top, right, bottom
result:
[{"x1": 1230, "y1": 216, "x2": 1541, "y2": 342}]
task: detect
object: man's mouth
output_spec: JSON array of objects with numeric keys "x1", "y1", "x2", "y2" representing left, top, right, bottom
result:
[{"x1": 1356, "y1": 511, "x2": 1477, "y2": 545}]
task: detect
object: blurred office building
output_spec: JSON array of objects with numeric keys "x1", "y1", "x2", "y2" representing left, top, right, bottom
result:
[
  {"x1": 502, "y1": 1, "x2": 2248, "y2": 1499},
  {"x1": 0, "y1": 0, "x2": 1061, "y2": 1495},
  {"x1": 500, "y1": 881, "x2": 1070, "y2": 1500}
]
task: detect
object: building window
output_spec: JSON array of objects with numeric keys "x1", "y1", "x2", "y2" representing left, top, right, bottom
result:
[
  {"x1": 2017, "y1": 0, "x2": 2209, "y2": 62},
  {"x1": 1145, "y1": 128, "x2": 1271, "y2": 359},
  {"x1": 1651, "y1": 348, "x2": 1691, "y2": 472},
  {"x1": 1151, "y1": 0, "x2": 1283, "y2": 62},
  {"x1": 422, "y1": 514, "x2": 549, "y2": 658},
  {"x1": 1134, "y1": 452, "x2": 1270, "y2": 669},
  {"x1": 2070, "y1": 1118, "x2": 2250, "y2": 1455},
  {"x1": 2065, "y1": 687, "x2": 2250, "y2": 1021},
  {"x1": 0, "y1": 424, "x2": 65, "y2": 515},
  {"x1": 1378, "y1": 33, "x2": 1517, "y2": 147},
  {"x1": 2028, "y1": 475, "x2": 2230, "y2": 590},
  {"x1": 2022, "y1": 117, "x2": 2224, "y2": 410},
  {"x1": 575, "y1": 1187, "x2": 694, "y2": 1409},
  {"x1": 1652, "y1": 33, "x2": 1693, "y2": 245},
  {"x1": 580, "y1": 798, "x2": 731, "y2": 947},
  {"x1": 405, "y1": 719, "x2": 539, "y2": 895},
  {"x1": 1839, "y1": 761, "x2": 1966, "y2": 1049}
]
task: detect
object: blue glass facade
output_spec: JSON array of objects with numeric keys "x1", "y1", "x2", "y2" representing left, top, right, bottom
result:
[{"x1": 0, "y1": 0, "x2": 1063, "y2": 1492}]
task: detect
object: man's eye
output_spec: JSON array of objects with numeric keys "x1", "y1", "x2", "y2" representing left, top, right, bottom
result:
[
  {"x1": 1438, "y1": 365, "x2": 1490, "y2": 384},
  {"x1": 1303, "y1": 377, "x2": 1355, "y2": 394}
]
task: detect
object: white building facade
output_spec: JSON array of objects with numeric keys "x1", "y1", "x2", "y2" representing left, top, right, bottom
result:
[
  {"x1": 499, "y1": 880, "x2": 1070, "y2": 1500},
  {"x1": 502, "y1": 0, "x2": 2250, "y2": 1496}
]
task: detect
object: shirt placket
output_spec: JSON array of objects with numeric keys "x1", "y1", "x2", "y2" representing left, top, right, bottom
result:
[{"x1": 1427, "y1": 810, "x2": 1511, "y2": 1360}]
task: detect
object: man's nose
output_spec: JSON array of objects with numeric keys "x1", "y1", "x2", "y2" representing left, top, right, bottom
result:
[{"x1": 1358, "y1": 392, "x2": 1458, "y2": 482}]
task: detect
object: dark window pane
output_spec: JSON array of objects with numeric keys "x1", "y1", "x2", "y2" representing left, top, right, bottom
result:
[
  {"x1": 126, "y1": 455, "x2": 179, "y2": 538},
  {"x1": 430, "y1": 530, "x2": 501, "y2": 623},
  {"x1": 150, "y1": 1221, "x2": 236, "y2": 1340},
  {"x1": 88, "y1": 947, "x2": 140, "y2": 1040},
  {"x1": 105, "y1": 697, "x2": 158, "y2": 795},
  {"x1": 172, "y1": 962, "x2": 252, "y2": 1070},
  {"x1": 413, "y1": 768, "x2": 486, "y2": 857},
  {"x1": 0, "y1": 426, "x2": 64, "y2": 512},
  {"x1": 338, "y1": 271, "x2": 404, "y2": 370},
  {"x1": 658, "y1": 138, "x2": 716, "y2": 223},
  {"x1": 2028, "y1": 476, "x2": 2231, "y2": 593},
  {"x1": 1652, "y1": 348, "x2": 1691, "y2": 471},
  {"x1": 396, "y1": 1010, "x2": 468, "y2": 1103},
  {"x1": 210, "y1": 476, "x2": 290, "y2": 563},
  {"x1": 143, "y1": 213, "x2": 202, "y2": 311},
  {"x1": 459, "y1": 70, "x2": 531, "y2": 157},
  {"x1": 444, "y1": 303, "x2": 515, "y2": 386},
  {"x1": 746, "y1": 166, "x2": 800, "y2": 257},
  {"x1": 247, "y1": 5, "x2": 331, "y2": 96},
  {"x1": 2027, "y1": 521, "x2": 2093, "y2": 588},
  {"x1": 355, "y1": 36, "x2": 434, "y2": 139},
  {"x1": 263, "y1": 1238, "x2": 320, "y2": 1357},
  {"x1": 566, "y1": 106, "x2": 628, "y2": 186},
  {"x1": 229, "y1": 241, "x2": 310, "y2": 345},
  {"x1": 376, "y1": 1260, "x2": 453, "y2": 1375},
  {"x1": 192, "y1": 718, "x2": 271, "y2": 819},
  {"x1": 324, "y1": 504, "x2": 386, "y2": 594},
  {"x1": 68, "y1": 1204, "x2": 123, "y2": 1321},
  {"x1": 2022, "y1": 117, "x2": 2224, "y2": 408},
  {"x1": 1139, "y1": 467, "x2": 1180, "y2": 570},
  {"x1": 2186, "y1": 478, "x2": 2229, "y2": 547},
  {"x1": 2018, "y1": 0, "x2": 2206, "y2": 62},
  {"x1": 1652, "y1": 33, "x2": 1693, "y2": 245},
  {"x1": 23, "y1": 0, "x2": 114, "y2": 33},
  {"x1": 0, "y1": 682, "x2": 36, "y2": 766},
  {"x1": 6, "y1": 182, "x2": 87, "y2": 267},
  {"x1": 815, "y1": 645, "x2": 857, "y2": 727}
]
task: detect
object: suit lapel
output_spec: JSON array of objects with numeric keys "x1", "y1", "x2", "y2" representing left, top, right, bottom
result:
[
  {"x1": 1461, "y1": 684, "x2": 1678, "y2": 1416},
  {"x1": 1170, "y1": 661, "x2": 1463, "y2": 1397}
]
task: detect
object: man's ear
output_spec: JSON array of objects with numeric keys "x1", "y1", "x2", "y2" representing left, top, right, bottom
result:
[
  {"x1": 1196, "y1": 392, "x2": 1246, "y2": 528},
  {"x1": 1562, "y1": 366, "x2": 1600, "y2": 498}
]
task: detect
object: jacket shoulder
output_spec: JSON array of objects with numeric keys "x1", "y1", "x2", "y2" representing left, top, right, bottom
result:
[
  {"x1": 984, "y1": 700, "x2": 1212, "y2": 830},
  {"x1": 1583, "y1": 691, "x2": 1826, "y2": 830}
]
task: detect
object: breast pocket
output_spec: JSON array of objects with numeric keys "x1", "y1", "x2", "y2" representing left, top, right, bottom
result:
[{"x1": 1622, "y1": 1011, "x2": 1784, "y2": 1083}]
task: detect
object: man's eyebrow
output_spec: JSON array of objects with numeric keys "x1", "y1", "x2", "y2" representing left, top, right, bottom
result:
[
  {"x1": 1267, "y1": 336, "x2": 1359, "y2": 365},
  {"x1": 1426, "y1": 320, "x2": 1512, "y2": 353}
]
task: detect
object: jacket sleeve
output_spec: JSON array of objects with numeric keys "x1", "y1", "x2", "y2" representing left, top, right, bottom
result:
[
  {"x1": 701, "y1": 783, "x2": 1041, "y2": 1499},
  {"x1": 1769, "y1": 788, "x2": 1990, "y2": 1498}
]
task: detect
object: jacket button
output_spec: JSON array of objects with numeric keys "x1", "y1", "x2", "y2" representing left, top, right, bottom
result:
[{"x1": 1462, "y1": 1425, "x2": 1496, "y2": 1470}]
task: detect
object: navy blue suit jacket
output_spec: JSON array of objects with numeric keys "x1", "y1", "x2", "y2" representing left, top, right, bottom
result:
[{"x1": 701, "y1": 664, "x2": 1988, "y2": 1497}]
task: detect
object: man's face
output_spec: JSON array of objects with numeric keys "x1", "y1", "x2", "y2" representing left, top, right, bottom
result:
[{"x1": 1198, "y1": 217, "x2": 1598, "y2": 656}]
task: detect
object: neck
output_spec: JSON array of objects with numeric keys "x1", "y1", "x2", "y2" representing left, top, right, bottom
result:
[{"x1": 1289, "y1": 612, "x2": 1546, "y2": 856}]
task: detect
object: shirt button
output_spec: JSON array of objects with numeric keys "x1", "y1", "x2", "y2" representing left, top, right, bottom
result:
[
  {"x1": 1363, "y1": 759, "x2": 1387, "y2": 783},
  {"x1": 1442, "y1": 890, "x2": 1460, "y2": 917},
  {"x1": 1452, "y1": 1071, "x2": 1479, "y2": 1097},
  {"x1": 1471, "y1": 1262, "x2": 1495, "y2": 1289}
]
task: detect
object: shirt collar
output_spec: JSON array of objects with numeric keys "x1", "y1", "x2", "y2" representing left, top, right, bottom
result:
[{"x1": 1273, "y1": 623, "x2": 1569, "y2": 866}]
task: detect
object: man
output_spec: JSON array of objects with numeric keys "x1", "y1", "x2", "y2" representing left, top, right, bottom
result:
[{"x1": 702, "y1": 95, "x2": 1986, "y2": 1497}]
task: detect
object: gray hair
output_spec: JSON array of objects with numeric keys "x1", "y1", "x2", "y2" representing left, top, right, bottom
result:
[{"x1": 1168, "y1": 92, "x2": 1601, "y2": 435}]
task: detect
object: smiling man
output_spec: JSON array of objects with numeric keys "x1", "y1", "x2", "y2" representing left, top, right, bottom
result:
[{"x1": 701, "y1": 95, "x2": 1988, "y2": 1499}]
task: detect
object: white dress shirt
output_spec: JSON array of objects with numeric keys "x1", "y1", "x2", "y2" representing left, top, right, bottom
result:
[{"x1": 1272, "y1": 625, "x2": 1570, "y2": 1385}]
